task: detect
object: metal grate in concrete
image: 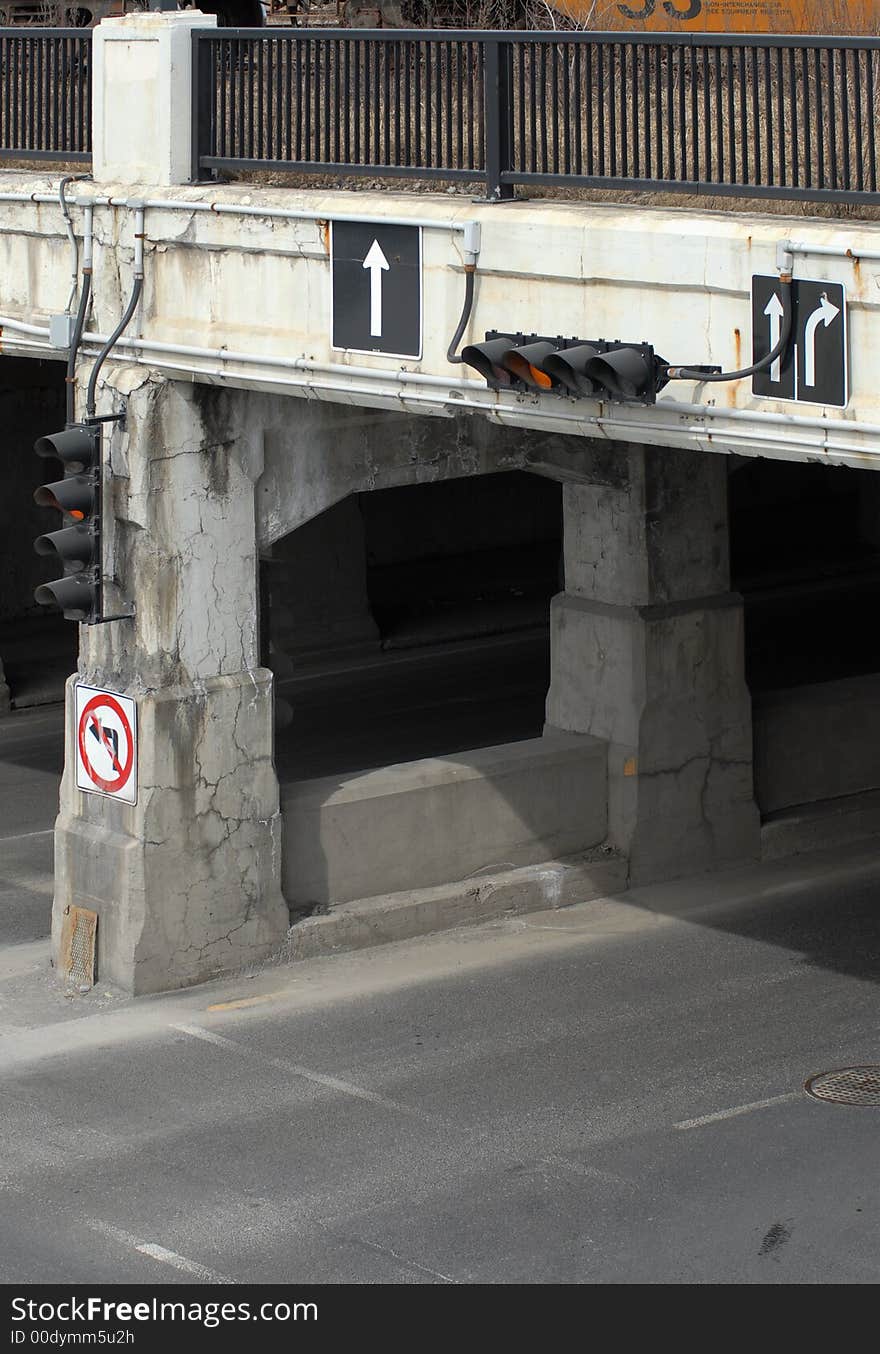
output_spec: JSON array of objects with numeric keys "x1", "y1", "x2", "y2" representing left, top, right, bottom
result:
[
  {"x1": 805, "y1": 1066, "x2": 880, "y2": 1106},
  {"x1": 60, "y1": 905, "x2": 97, "y2": 992}
]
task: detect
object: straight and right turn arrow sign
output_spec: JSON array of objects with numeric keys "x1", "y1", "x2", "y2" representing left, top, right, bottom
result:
[{"x1": 752, "y1": 274, "x2": 847, "y2": 408}]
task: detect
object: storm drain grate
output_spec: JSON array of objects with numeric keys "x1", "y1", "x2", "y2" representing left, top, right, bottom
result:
[
  {"x1": 60, "y1": 905, "x2": 98, "y2": 992},
  {"x1": 804, "y1": 1066, "x2": 880, "y2": 1106}
]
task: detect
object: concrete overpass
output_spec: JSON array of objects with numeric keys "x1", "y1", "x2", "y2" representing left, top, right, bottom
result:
[{"x1": 2, "y1": 13, "x2": 880, "y2": 994}]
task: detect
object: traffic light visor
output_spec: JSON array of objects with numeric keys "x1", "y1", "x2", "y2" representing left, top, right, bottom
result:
[
  {"x1": 542, "y1": 344, "x2": 603, "y2": 397},
  {"x1": 461, "y1": 336, "x2": 521, "y2": 385},
  {"x1": 586, "y1": 348, "x2": 654, "y2": 399},
  {"x1": 500, "y1": 341, "x2": 559, "y2": 391},
  {"x1": 34, "y1": 575, "x2": 95, "y2": 622},
  {"x1": 34, "y1": 474, "x2": 92, "y2": 520},
  {"x1": 34, "y1": 426, "x2": 99, "y2": 473},
  {"x1": 34, "y1": 523, "x2": 93, "y2": 571}
]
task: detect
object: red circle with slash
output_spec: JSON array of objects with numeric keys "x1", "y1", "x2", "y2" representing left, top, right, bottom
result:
[{"x1": 77, "y1": 694, "x2": 134, "y2": 795}]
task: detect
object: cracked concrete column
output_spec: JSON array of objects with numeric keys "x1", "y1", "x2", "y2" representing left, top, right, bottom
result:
[
  {"x1": 52, "y1": 371, "x2": 289, "y2": 993},
  {"x1": 546, "y1": 442, "x2": 760, "y2": 883}
]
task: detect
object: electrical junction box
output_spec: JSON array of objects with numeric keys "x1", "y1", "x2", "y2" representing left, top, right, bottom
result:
[{"x1": 49, "y1": 314, "x2": 75, "y2": 350}]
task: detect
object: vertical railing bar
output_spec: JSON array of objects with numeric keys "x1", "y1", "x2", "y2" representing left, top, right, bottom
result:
[
  {"x1": 14, "y1": 32, "x2": 18, "y2": 151},
  {"x1": 725, "y1": 45, "x2": 735, "y2": 182},
  {"x1": 434, "y1": 38, "x2": 442, "y2": 169},
  {"x1": 788, "y1": 45, "x2": 798, "y2": 188},
  {"x1": 323, "y1": 37, "x2": 331, "y2": 166},
  {"x1": 546, "y1": 38, "x2": 555, "y2": 176},
  {"x1": 643, "y1": 42, "x2": 651, "y2": 180},
  {"x1": 256, "y1": 33, "x2": 265, "y2": 161},
  {"x1": 467, "y1": 41, "x2": 475, "y2": 170},
  {"x1": 750, "y1": 45, "x2": 760, "y2": 184},
  {"x1": 3, "y1": 34, "x2": 8, "y2": 150},
  {"x1": 25, "y1": 31, "x2": 32, "y2": 151},
  {"x1": 528, "y1": 43, "x2": 537, "y2": 173},
  {"x1": 235, "y1": 37, "x2": 244, "y2": 161},
  {"x1": 617, "y1": 38, "x2": 622, "y2": 180},
  {"x1": 245, "y1": 31, "x2": 253, "y2": 160},
  {"x1": 265, "y1": 34, "x2": 274, "y2": 162},
  {"x1": 677, "y1": 45, "x2": 685, "y2": 181},
  {"x1": 217, "y1": 34, "x2": 226, "y2": 164},
  {"x1": 403, "y1": 39, "x2": 411, "y2": 167},
  {"x1": 414, "y1": 39, "x2": 421, "y2": 169},
  {"x1": 714, "y1": 44, "x2": 722, "y2": 182},
  {"x1": 690, "y1": 44, "x2": 698, "y2": 181},
  {"x1": 703, "y1": 44, "x2": 712, "y2": 183},
  {"x1": 332, "y1": 38, "x2": 339, "y2": 164},
  {"x1": 392, "y1": 39, "x2": 400, "y2": 167},
  {"x1": 424, "y1": 38, "x2": 432, "y2": 168},
  {"x1": 455, "y1": 40, "x2": 463, "y2": 170},
  {"x1": 597, "y1": 43, "x2": 605, "y2": 177},
  {"x1": 861, "y1": 48, "x2": 871, "y2": 193},
  {"x1": 801, "y1": 46, "x2": 811, "y2": 188},
  {"x1": 758, "y1": 45, "x2": 768, "y2": 185},
  {"x1": 441, "y1": 37, "x2": 449, "y2": 167},
  {"x1": 656, "y1": 42, "x2": 665, "y2": 181},
  {"x1": 67, "y1": 36, "x2": 74, "y2": 155},
  {"x1": 841, "y1": 47, "x2": 852, "y2": 193},
  {"x1": 515, "y1": 41, "x2": 524, "y2": 175},
  {"x1": 562, "y1": 38, "x2": 571, "y2": 176},
  {"x1": 828, "y1": 49, "x2": 839, "y2": 188},
  {"x1": 574, "y1": 40, "x2": 583, "y2": 177},
  {"x1": 609, "y1": 41, "x2": 617, "y2": 178},
  {"x1": 34, "y1": 35, "x2": 42, "y2": 152},
  {"x1": 37, "y1": 36, "x2": 45, "y2": 152},
  {"x1": 773, "y1": 44, "x2": 783, "y2": 186},
  {"x1": 374, "y1": 38, "x2": 382, "y2": 167},
  {"x1": 533, "y1": 38, "x2": 541, "y2": 173},
  {"x1": 853, "y1": 47, "x2": 864, "y2": 193},
  {"x1": 338, "y1": 37, "x2": 345, "y2": 164}
]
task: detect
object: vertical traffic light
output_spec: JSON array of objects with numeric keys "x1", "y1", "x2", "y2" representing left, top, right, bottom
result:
[{"x1": 33, "y1": 423, "x2": 102, "y2": 623}]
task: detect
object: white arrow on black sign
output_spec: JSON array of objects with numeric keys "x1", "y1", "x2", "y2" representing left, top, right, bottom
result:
[
  {"x1": 363, "y1": 238, "x2": 390, "y2": 338},
  {"x1": 802, "y1": 291, "x2": 841, "y2": 388},
  {"x1": 763, "y1": 291, "x2": 785, "y2": 383},
  {"x1": 331, "y1": 220, "x2": 422, "y2": 359}
]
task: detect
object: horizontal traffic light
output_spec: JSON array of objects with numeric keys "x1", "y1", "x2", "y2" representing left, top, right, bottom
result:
[
  {"x1": 33, "y1": 422, "x2": 101, "y2": 623},
  {"x1": 462, "y1": 332, "x2": 668, "y2": 404}
]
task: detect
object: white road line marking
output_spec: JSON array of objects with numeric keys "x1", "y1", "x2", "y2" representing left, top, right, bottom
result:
[
  {"x1": 173, "y1": 1023, "x2": 433, "y2": 1122},
  {"x1": 674, "y1": 1092, "x2": 802, "y2": 1131},
  {"x1": 336, "y1": 1232, "x2": 457, "y2": 1284},
  {"x1": 88, "y1": 1220, "x2": 235, "y2": 1284},
  {"x1": 0, "y1": 828, "x2": 54, "y2": 844}
]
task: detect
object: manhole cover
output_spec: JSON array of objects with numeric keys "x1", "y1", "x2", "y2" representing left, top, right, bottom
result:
[{"x1": 804, "y1": 1066, "x2": 880, "y2": 1106}]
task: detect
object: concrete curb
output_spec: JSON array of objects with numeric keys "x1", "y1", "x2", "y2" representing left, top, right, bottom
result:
[
  {"x1": 762, "y1": 789, "x2": 880, "y2": 860},
  {"x1": 284, "y1": 850, "x2": 629, "y2": 961}
]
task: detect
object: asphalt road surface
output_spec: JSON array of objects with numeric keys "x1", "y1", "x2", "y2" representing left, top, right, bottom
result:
[{"x1": 1, "y1": 700, "x2": 879, "y2": 1284}]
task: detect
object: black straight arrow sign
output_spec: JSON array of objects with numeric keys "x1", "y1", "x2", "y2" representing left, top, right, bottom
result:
[{"x1": 331, "y1": 221, "x2": 422, "y2": 360}]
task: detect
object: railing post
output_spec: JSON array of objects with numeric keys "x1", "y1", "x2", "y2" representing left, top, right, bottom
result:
[
  {"x1": 483, "y1": 37, "x2": 514, "y2": 202},
  {"x1": 92, "y1": 11, "x2": 217, "y2": 186},
  {"x1": 191, "y1": 30, "x2": 214, "y2": 184}
]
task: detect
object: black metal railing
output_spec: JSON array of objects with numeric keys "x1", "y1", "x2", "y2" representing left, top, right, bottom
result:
[
  {"x1": 0, "y1": 29, "x2": 92, "y2": 163},
  {"x1": 193, "y1": 28, "x2": 880, "y2": 205}
]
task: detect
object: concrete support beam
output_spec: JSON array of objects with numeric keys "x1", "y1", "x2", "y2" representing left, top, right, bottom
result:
[
  {"x1": 546, "y1": 443, "x2": 760, "y2": 883},
  {"x1": 52, "y1": 372, "x2": 288, "y2": 993}
]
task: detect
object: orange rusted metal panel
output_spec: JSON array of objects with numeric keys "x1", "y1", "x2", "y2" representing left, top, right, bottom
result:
[{"x1": 551, "y1": 0, "x2": 880, "y2": 35}]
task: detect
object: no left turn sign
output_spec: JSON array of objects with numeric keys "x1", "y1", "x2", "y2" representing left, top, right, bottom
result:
[{"x1": 75, "y1": 684, "x2": 138, "y2": 804}]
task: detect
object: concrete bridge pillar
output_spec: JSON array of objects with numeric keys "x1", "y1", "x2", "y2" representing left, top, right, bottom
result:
[
  {"x1": 52, "y1": 371, "x2": 289, "y2": 994},
  {"x1": 546, "y1": 443, "x2": 760, "y2": 883}
]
